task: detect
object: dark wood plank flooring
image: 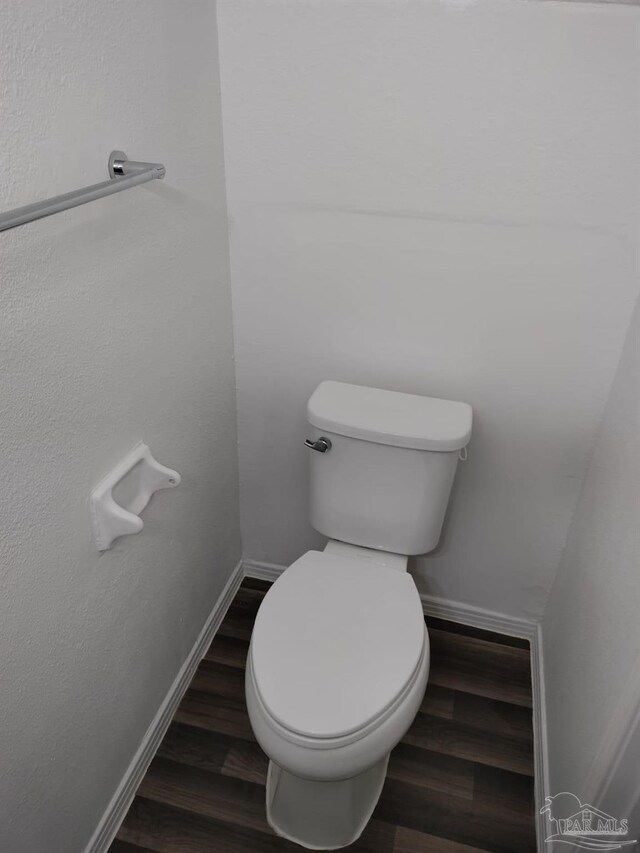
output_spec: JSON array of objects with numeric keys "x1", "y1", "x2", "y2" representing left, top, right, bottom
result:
[{"x1": 110, "y1": 577, "x2": 536, "y2": 853}]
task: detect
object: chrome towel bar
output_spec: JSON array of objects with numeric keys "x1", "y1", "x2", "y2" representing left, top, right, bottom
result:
[{"x1": 0, "y1": 151, "x2": 165, "y2": 233}]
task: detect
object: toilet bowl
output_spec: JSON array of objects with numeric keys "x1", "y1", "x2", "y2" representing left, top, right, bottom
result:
[
  {"x1": 246, "y1": 380, "x2": 472, "y2": 849},
  {"x1": 246, "y1": 548, "x2": 429, "y2": 849}
]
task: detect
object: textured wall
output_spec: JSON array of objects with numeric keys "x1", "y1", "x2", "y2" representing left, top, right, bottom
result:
[
  {"x1": 218, "y1": 0, "x2": 640, "y2": 619},
  {"x1": 0, "y1": 2, "x2": 240, "y2": 851},
  {"x1": 543, "y1": 295, "x2": 640, "y2": 804}
]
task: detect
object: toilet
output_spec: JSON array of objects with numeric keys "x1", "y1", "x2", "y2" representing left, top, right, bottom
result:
[{"x1": 246, "y1": 380, "x2": 472, "y2": 850}]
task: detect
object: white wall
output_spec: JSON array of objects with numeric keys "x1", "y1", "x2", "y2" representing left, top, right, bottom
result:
[
  {"x1": 543, "y1": 294, "x2": 640, "y2": 809},
  {"x1": 218, "y1": 0, "x2": 640, "y2": 619},
  {"x1": 0, "y1": 3, "x2": 240, "y2": 851}
]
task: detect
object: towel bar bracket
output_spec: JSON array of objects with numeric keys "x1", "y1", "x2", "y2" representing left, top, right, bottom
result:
[{"x1": 109, "y1": 150, "x2": 166, "y2": 180}]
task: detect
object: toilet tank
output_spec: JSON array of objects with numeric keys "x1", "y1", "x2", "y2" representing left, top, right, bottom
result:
[{"x1": 306, "y1": 381, "x2": 472, "y2": 556}]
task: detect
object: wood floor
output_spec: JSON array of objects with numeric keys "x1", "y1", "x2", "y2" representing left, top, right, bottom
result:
[{"x1": 109, "y1": 577, "x2": 536, "y2": 853}]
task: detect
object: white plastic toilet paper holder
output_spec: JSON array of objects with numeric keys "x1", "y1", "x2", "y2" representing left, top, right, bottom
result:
[{"x1": 90, "y1": 442, "x2": 181, "y2": 551}]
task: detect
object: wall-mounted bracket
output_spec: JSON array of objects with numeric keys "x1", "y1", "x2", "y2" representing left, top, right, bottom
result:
[
  {"x1": 90, "y1": 442, "x2": 181, "y2": 551},
  {"x1": 108, "y1": 150, "x2": 166, "y2": 180}
]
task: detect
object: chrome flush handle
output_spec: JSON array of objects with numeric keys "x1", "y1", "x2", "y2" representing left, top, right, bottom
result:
[{"x1": 304, "y1": 437, "x2": 332, "y2": 453}]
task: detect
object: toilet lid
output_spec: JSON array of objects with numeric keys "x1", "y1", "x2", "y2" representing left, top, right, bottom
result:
[{"x1": 250, "y1": 551, "x2": 426, "y2": 739}]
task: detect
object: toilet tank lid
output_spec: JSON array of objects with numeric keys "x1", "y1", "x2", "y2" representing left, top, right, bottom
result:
[{"x1": 307, "y1": 381, "x2": 472, "y2": 451}]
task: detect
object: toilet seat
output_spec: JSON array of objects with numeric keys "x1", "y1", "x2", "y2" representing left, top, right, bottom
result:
[
  {"x1": 250, "y1": 550, "x2": 426, "y2": 742},
  {"x1": 248, "y1": 636, "x2": 428, "y2": 750}
]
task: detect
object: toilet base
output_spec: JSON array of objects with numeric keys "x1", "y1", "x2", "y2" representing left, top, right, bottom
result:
[{"x1": 266, "y1": 755, "x2": 390, "y2": 850}]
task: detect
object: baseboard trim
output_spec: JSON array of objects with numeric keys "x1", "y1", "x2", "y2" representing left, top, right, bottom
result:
[
  {"x1": 243, "y1": 556, "x2": 548, "y2": 851},
  {"x1": 244, "y1": 557, "x2": 537, "y2": 639},
  {"x1": 242, "y1": 558, "x2": 286, "y2": 584},
  {"x1": 419, "y1": 592, "x2": 536, "y2": 640},
  {"x1": 530, "y1": 623, "x2": 550, "y2": 853},
  {"x1": 85, "y1": 558, "x2": 245, "y2": 853}
]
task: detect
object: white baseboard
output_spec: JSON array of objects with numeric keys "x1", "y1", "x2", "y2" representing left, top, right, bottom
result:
[
  {"x1": 419, "y1": 591, "x2": 536, "y2": 640},
  {"x1": 530, "y1": 623, "x2": 550, "y2": 853},
  {"x1": 243, "y1": 558, "x2": 286, "y2": 584},
  {"x1": 85, "y1": 558, "x2": 245, "y2": 853},
  {"x1": 244, "y1": 557, "x2": 538, "y2": 640},
  {"x1": 243, "y1": 556, "x2": 548, "y2": 851}
]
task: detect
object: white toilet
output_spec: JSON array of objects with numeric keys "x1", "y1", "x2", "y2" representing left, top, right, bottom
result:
[{"x1": 246, "y1": 380, "x2": 472, "y2": 850}]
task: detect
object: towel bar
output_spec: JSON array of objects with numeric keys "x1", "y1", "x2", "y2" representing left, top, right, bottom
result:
[{"x1": 0, "y1": 151, "x2": 165, "y2": 233}]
